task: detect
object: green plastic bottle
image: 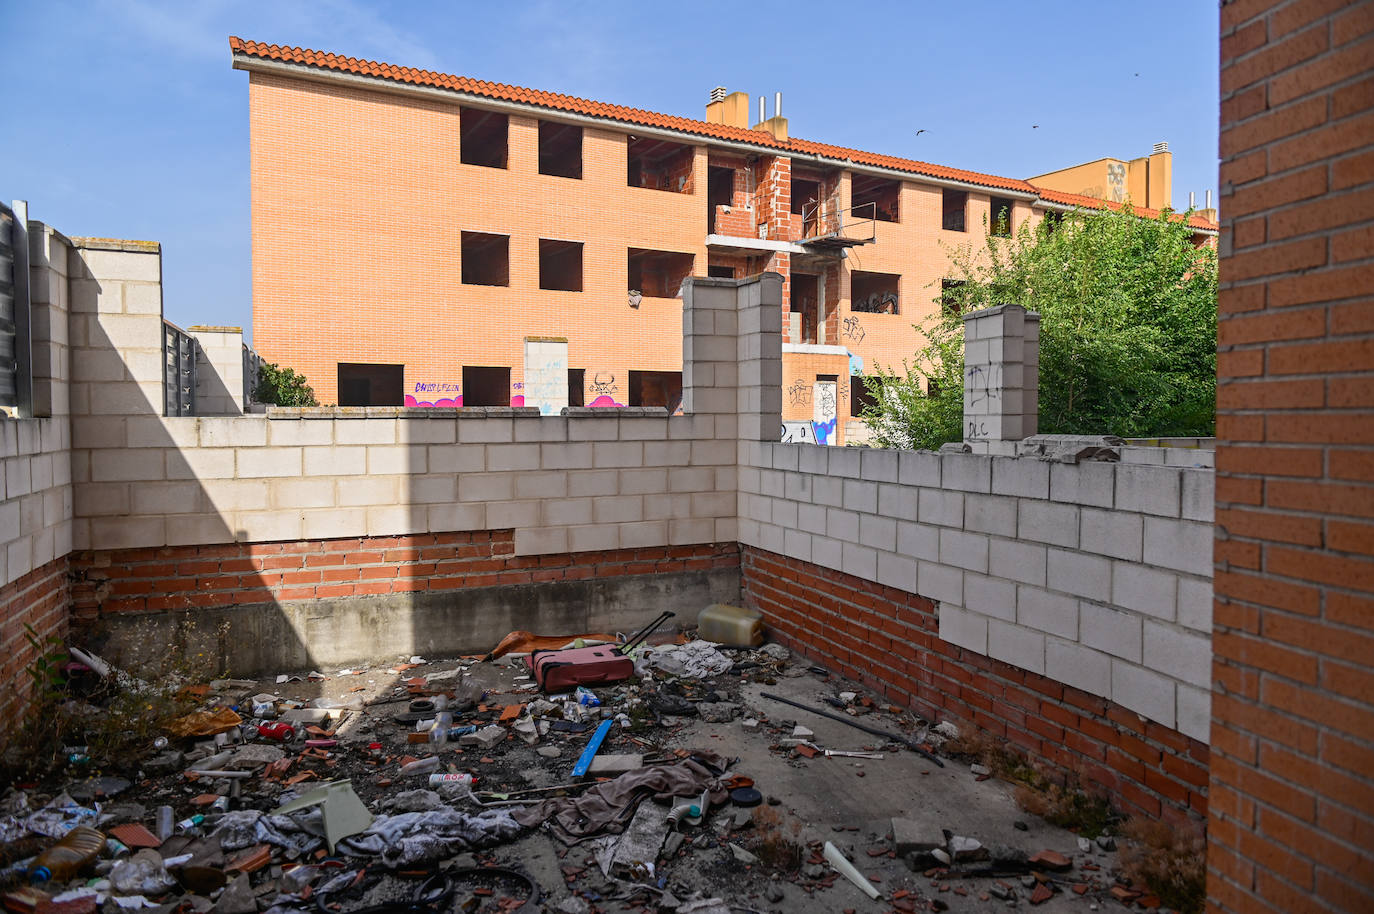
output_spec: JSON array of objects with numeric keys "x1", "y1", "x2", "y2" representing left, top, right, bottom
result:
[{"x1": 29, "y1": 827, "x2": 105, "y2": 883}]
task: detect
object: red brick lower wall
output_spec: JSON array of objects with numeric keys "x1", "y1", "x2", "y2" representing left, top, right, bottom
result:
[
  {"x1": 741, "y1": 546, "x2": 1209, "y2": 823},
  {"x1": 0, "y1": 558, "x2": 72, "y2": 739},
  {"x1": 69, "y1": 530, "x2": 739, "y2": 621}
]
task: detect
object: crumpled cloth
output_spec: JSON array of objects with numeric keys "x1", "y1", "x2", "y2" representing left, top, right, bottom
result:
[
  {"x1": 212, "y1": 807, "x2": 522, "y2": 866},
  {"x1": 337, "y1": 808, "x2": 524, "y2": 865},
  {"x1": 513, "y1": 752, "x2": 726, "y2": 842},
  {"x1": 639, "y1": 640, "x2": 732, "y2": 678}
]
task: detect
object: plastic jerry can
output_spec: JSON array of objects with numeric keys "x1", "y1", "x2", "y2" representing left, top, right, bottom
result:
[
  {"x1": 29, "y1": 827, "x2": 105, "y2": 883},
  {"x1": 697, "y1": 604, "x2": 764, "y2": 647}
]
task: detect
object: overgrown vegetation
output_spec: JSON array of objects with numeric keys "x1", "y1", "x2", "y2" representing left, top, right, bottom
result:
[
  {"x1": 862, "y1": 204, "x2": 1218, "y2": 448},
  {"x1": 1120, "y1": 818, "x2": 1206, "y2": 914},
  {"x1": 255, "y1": 361, "x2": 319, "y2": 407}
]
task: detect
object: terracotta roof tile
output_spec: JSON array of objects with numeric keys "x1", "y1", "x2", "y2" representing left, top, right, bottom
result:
[
  {"x1": 1030, "y1": 186, "x2": 1218, "y2": 230},
  {"x1": 227, "y1": 37, "x2": 1218, "y2": 231}
]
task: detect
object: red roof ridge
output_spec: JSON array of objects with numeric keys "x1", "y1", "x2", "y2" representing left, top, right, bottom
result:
[{"x1": 1030, "y1": 186, "x2": 1218, "y2": 230}]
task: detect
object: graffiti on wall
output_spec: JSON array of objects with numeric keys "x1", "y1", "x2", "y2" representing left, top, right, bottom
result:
[
  {"x1": 786, "y1": 379, "x2": 812, "y2": 407},
  {"x1": 588, "y1": 372, "x2": 624, "y2": 408},
  {"x1": 813, "y1": 380, "x2": 838, "y2": 445},
  {"x1": 407, "y1": 382, "x2": 461, "y2": 408},
  {"x1": 1107, "y1": 162, "x2": 1127, "y2": 202},
  {"x1": 842, "y1": 315, "x2": 866, "y2": 343},
  {"x1": 523, "y1": 339, "x2": 568, "y2": 415}
]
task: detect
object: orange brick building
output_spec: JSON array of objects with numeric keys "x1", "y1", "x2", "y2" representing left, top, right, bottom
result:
[{"x1": 232, "y1": 38, "x2": 1216, "y2": 444}]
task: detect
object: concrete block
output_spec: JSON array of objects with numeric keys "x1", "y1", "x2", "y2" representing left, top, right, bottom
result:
[
  {"x1": 878, "y1": 482, "x2": 919, "y2": 521},
  {"x1": 690, "y1": 440, "x2": 734, "y2": 466},
  {"x1": 1016, "y1": 499, "x2": 1079, "y2": 548},
  {"x1": 1048, "y1": 461, "x2": 1116, "y2": 508},
  {"x1": 1115, "y1": 464, "x2": 1181, "y2": 517},
  {"x1": 1045, "y1": 638, "x2": 1111, "y2": 697},
  {"x1": 918, "y1": 560, "x2": 963, "y2": 604},
  {"x1": 989, "y1": 537, "x2": 1047, "y2": 586},
  {"x1": 569, "y1": 470, "x2": 619, "y2": 497},
  {"x1": 964, "y1": 493, "x2": 1017, "y2": 537},
  {"x1": 783, "y1": 527, "x2": 813, "y2": 562},
  {"x1": 876, "y1": 551, "x2": 918, "y2": 591},
  {"x1": 897, "y1": 521, "x2": 940, "y2": 561},
  {"x1": 364, "y1": 445, "x2": 426, "y2": 475},
  {"x1": 486, "y1": 500, "x2": 541, "y2": 529},
  {"x1": 670, "y1": 517, "x2": 716, "y2": 545},
  {"x1": 1143, "y1": 621, "x2": 1212, "y2": 689},
  {"x1": 770, "y1": 443, "x2": 799, "y2": 471},
  {"x1": 165, "y1": 512, "x2": 234, "y2": 545},
  {"x1": 428, "y1": 444, "x2": 485, "y2": 474},
  {"x1": 797, "y1": 501, "x2": 827, "y2": 533},
  {"x1": 338, "y1": 475, "x2": 400, "y2": 506},
  {"x1": 237, "y1": 447, "x2": 302, "y2": 479},
  {"x1": 1181, "y1": 469, "x2": 1214, "y2": 522},
  {"x1": 963, "y1": 573, "x2": 1016, "y2": 621},
  {"x1": 898, "y1": 450, "x2": 942, "y2": 487},
  {"x1": 938, "y1": 606, "x2": 988, "y2": 654},
  {"x1": 1110, "y1": 660, "x2": 1175, "y2": 729},
  {"x1": 1177, "y1": 578, "x2": 1213, "y2": 632},
  {"x1": 1143, "y1": 517, "x2": 1214, "y2": 577},
  {"x1": 457, "y1": 472, "x2": 514, "y2": 503},
  {"x1": 458, "y1": 418, "x2": 516, "y2": 444},
  {"x1": 991, "y1": 457, "x2": 1050, "y2": 499},
  {"x1": 1016, "y1": 586, "x2": 1079, "y2": 639},
  {"x1": 516, "y1": 525, "x2": 569, "y2": 555},
  {"x1": 1045, "y1": 548, "x2": 1112, "y2": 601},
  {"x1": 1080, "y1": 601, "x2": 1143, "y2": 662},
  {"x1": 303, "y1": 446, "x2": 368, "y2": 477},
  {"x1": 811, "y1": 475, "x2": 845, "y2": 507},
  {"x1": 540, "y1": 442, "x2": 594, "y2": 470},
  {"x1": 918, "y1": 488, "x2": 964, "y2": 527},
  {"x1": 797, "y1": 444, "x2": 828, "y2": 475},
  {"x1": 484, "y1": 443, "x2": 539, "y2": 473},
  {"x1": 841, "y1": 541, "x2": 878, "y2": 581},
  {"x1": 843, "y1": 479, "x2": 879, "y2": 514},
  {"x1": 691, "y1": 491, "x2": 734, "y2": 517},
  {"x1": 401, "y1": 419, "x2": 459, "y2": 445},
  {"x1": 826, "y1": 507, "x2": 860, "y2": 542},
  {"x1": 128, "y1": 481, "x2": 202, "y2": 515},
  {"x1": 619, "y1": 520, "x2": 668, "y2": 548},
  {"x1": 859, "y1": 513, "x2": 898, "y2": 551},
  {"x1": 72, "y1": 415, "x2": 126, "y2": 450},
  {"x1": 235, "y1": 509, "x2": 304, "y2": 543},
  {"x1": 988, "y1": 619, "x2": 1046, "y2": 675},
  {"x1": 1176, "y1": 684, "x2": 1211, "y2": 743},
  {"x1": 427, "y1": 502, "x2": 486, "y2": 532},
  {"x1": 593, "y1": 441, "x2": 644, "y2": 468},
  {"x1": 265, "y1": 419, "x2": 335, "y2": 447},
  {"x1": 828, "y1": 447, "x2": 861, "y2": 478},
  {"x1": 940, "y1": 527, "x2": 990, "y2": 572},
  {"x1": 644, "y1": 440, "x2": 692, "y2": 467},
  {"x1": 271, "y1": 477, "x2": 336, "y2": 509},
  {"x1": 593, "y1": 496, "x2": 643, "y2": 525},
  {"x1": 201, "y1": 479, "x2": 271, "y2": 512},
  {"x1": 1111, "y1": 562, "x2": 1178, "y2": 621},
  {"x1": 940, "y1": 453, "x2": 992, "y2": 493},
  {"x1": 1079, "y1": 507, "x2": 1144, "y2": 561},
  {"x1": 757, "y1": 521, "x2": 785, "y2": 554},
  {"x1": 515, "y1": 471, "x2": 568, "y2": 499},
  {"x1": 757, "y1": 468, "x2": 784, "y2": 498},
  {"x1": 618, "y1": 468, "x2": 668, "y2": 496},
  {"x1": 92, "y1": 448, "x2": 166, "y2": 482},
  {"x1": 891, "y1": 817, "x2": 944, "y2": 855},
  {"x1": 333, "y1": 419, "x2": 397, "y2": 445},
  {"x1": 199, "y1": 418, "x2": 268, "y2": 448},
  {"x1": 860, "y1": 448, "x2": 899, "y2": 483}
]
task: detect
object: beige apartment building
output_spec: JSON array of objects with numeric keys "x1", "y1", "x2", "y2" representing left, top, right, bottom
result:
[{"x1": 232, "y1": 38, "x2": 1216, "y2": 444}]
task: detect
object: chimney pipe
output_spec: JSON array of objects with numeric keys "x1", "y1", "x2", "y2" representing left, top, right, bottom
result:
[
  {"x1": 709, "y1": 86, "x2": 727, "y2": 103},
  {"x1": 1205, "y1": 189, "x2": 1212, "y2": 209},
  {"x1": 775, "y1": 92, "x2": 782, "y2": 118},
  {"x1": 758, "y1": 96, "x2": 765, "y2": 124},
  {"x1": 1189, "y1": 191, "x2": 1196, "y2": 208}
]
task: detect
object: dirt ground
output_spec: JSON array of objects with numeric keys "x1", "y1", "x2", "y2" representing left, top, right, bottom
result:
[{"x1": 1, "y1": 639, "x2": 1169, "y2": 914}]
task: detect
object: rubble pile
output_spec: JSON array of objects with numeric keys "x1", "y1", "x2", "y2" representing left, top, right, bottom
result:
[{"x1": 2, "y1": 628, "x2": 1160, "y2": 913}]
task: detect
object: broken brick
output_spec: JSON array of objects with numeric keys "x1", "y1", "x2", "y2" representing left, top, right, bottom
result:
[
  {"x1": 1028, "y1": 850, "x2": 1072, "y2": 871},
  {"x1": 1030, "y1": 883, "x2": 1053, "y2": 905}
]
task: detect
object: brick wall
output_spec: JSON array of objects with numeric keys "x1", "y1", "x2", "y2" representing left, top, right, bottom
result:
[
  {"x1": 1212, "y1": 0, "x2": 1374, "y2": 910},
  {"x1": 0, "y1": 558, "x2": 71, "y2": 743},
  {"x1": 742, "y1": 546, "x2": 1208, "y2": 821}
]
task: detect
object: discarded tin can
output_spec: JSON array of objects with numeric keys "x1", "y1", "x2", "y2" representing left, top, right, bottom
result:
[
  {"x1": 252, "y1": 722, "x2": 297, "y2": 742},
  {"x1": 174, "y1": 814, "x2": 205, "y2": 834},
  {"x1": 211, "y1": 797, "x2": 231, "y2": 813},
  {"x1": 447, "y1": 725, "x2": 477, "y2": 739},
  {"x1": 152, "y1": 737, "x2": 169, "y2": 750},
  {"x1": 251, "y1": 702, "x2": 276, "y2": 719},
  {"x1": 427, "y1": 773, "x2": 475, "y2": 788},
  {"x1": 155, "y1": 806, "x2": 175, "y2": 841},
  {"x1": 104, "y1": 837, "x2": 131, "y2": 858},
  {"x1": 575, "y1": 687, "x2": 601, "y2": 707}
]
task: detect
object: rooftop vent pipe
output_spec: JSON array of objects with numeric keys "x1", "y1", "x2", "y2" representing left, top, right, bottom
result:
[
  {"x1": 758, "y1": 96, "x2": 765, "y2": 124},
  {"x1": 775, "y1": 92, "x2": 782, "y2": 118},
  {"x1": 709, "y1": 86, "x2": 727, "y2": 103},
  {"x1": 1153, "y1": 141, "x2": 1169, "y2": 154}
]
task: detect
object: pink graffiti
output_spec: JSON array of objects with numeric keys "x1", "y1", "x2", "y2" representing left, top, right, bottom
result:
[
  {"x1": 587, "y1": 395, "x2": 625, "y2": 408},
  {"x1": 405, "y1": 394, "x2": 463, "y2": 407}
]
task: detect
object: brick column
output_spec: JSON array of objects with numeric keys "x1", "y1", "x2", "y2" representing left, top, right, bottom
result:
[{"x1": 961, "y1": 304, "x2": 1040, "y2": 454}]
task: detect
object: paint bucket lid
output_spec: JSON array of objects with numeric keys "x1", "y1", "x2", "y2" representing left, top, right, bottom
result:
[{"x1": 730, "y1": 787, "x2": 763, "y2": 807}]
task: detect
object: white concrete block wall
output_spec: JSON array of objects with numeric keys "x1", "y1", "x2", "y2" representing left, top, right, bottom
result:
[{"x1": 737, "y1": 443, "x2": 1215, "y2": 742}]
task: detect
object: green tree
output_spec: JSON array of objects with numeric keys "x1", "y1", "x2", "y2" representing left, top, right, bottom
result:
[
  {"x1": 862, "y1": 204, "x2": 1217, "y2": 446},
  {"x1": 255, "y1": 361, "x2": 318, "y2": 407}
]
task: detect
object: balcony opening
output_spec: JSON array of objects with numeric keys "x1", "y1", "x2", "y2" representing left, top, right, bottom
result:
[
  {"x1": 539, "y1": 239, "x2": 584, "y2": 292},
  {"x1": 461, "y1": 366, "x2": 510, "y2": 407},
  {"x1": 941, "y1": 279, "x2": 966, "y2": 317},
  {"x1": 628, "y1": 369, "x2": 682, "y2": 411},
  {"x1": 628, "y1": 248, "x2": 694, "y2": 298},
  {"x1": 851, "y1": 270, "x2": 900, "y2": 314},
  {"x1": 851, "y1": 174, "x2": 900, "y2": 223},
  {"x1": 338, "y1": 363, "x2": 403, "y2": 407},
  {"x1": 627, "y1": 137, "x2": 694, "y2": 193},
  {"x1": 460, "y1": 107, "x2": 508, "y2": 169},
  {"x1": 538, "y1": 121, "x2": 583, "y2": 179},
  {"x1": 850, "y1": 377, "x2": 879, "y2": 416},
  {"x1": 790, "y1": 272, "x2": 821, "y2": 344},
  {"x1": 461, "y1": 232, "x2": 510, "y2": 286},
  {"x1": 707, "y1": 264, "x2": 736, "y2": 279},
  {"x1": 567, "y1": 368, "x2": 585, "y2": 407},
  {"x1": 990, "y1": 196, "x2": 1014, "y2": 236},
  {"x1": 708, "y1": 165, "x2": 734, "y2": 233},
  {"x1": 942, "y1": 189, "x2": 968, "y2": 232}
]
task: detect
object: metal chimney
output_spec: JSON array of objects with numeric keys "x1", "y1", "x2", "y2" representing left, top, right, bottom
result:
[
  {"x1": 709, "y1": 86, "x2": 727, "y2": 103},
  {"x1": 758, "y1": 96, "x2": 765, "y2": 124},
  {"x1": 775, "y1": 92, "x2": 782, "y2": 118},
  {"x1": 1205, "y1": 189, "x2": 1212, "y2": 209},
  {"x1": 1189, "y1": 191, "x2": 1196, "y2": 208},
  {"x1": 1153, "y1": 141, "x2": 1169, "y2": 154}
]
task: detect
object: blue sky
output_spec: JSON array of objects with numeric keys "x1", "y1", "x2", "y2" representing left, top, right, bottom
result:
[{"x1": 1, "y1": 1, "x2": 1220, "y2": 337}]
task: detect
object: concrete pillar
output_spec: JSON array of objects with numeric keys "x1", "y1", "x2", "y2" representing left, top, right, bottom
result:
[
  {"x1": 188, "y1": 325, "x2": 248, "y2": 415},
  {"x1": 961, "y1": 304, "x2": 1040, "y2": 455},
  {"x1": 681, "y1": 272, "x2": 782, "y2": 443},
  {"x1": 27, "y1": 223, "x2": 73, "y2": 418}
]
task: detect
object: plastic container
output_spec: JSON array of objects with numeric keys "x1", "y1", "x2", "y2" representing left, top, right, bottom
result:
[
  {"x1": 697, "y1": 604, "x2": 764, "y2": 647},
  {"x1": 575, "y1": 687, "x2": 601, "y2": 707},
  {"x1": 155, "y1": 806, "x2": 174, "y2": 842},
  {"x1": 428, "y1": 712, "x2": 454, "y2": 744},
  {"x1": 399, "y1": 756, "x2": 441, "y2": 776},
  {"x1": 427, "y1": 773, "x2": 475, "y2": 788},
  {"x1": 29, "y1": 826, "x2": 105, "y2": 883}
]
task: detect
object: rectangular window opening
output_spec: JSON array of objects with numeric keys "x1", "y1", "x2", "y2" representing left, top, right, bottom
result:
[
  {"x1": 460, "y1": 107, "x2": 508, "y2": 169},
  {"x1": 851, "y1": 270, "x2": 900, "y2": 314},
  {"x1": 538, "y1": 121, "x2": 583, "y2": 179},
  {"x1": 628, "y1": 248, "x2": 695, "y2": 298},
  {"x1": 707, "y1": 165, "x2": 735, "y2": 233},
  {"x1": 567, "y1": 368, "x2": 585, "y2": 407},
  {"x1": 790, "y1": 272, "x2": 821, "y2": 344},
  {"x1": 850, "y1": 378, "x2": 878, "y2": 416},
  {"x1": 852, "y1": 175, "x2": 900, "y2": 223},
  {"x1": 706, "y1": 263, "x2": 736, "y2": 279},
  {"x1": 461, "y1": 232, "x2": 510, "y2": 286},
  {"x1": 791, "y1": 177, "x2": 821, "y2": 216},
  {"x1": 628, "y1": 370, "x2": 683, "y2": 411},
  {"x1": 461, "y1": 366, "x2": 510, "y2": 407},
  {"x1": 338, "y1": 363, "x2": 403, "y2": 407},
  {"x1": 941, "y1": 279, "x2": 966, "y2": 317},
  {"x1": 942, "y1": 189, "x2": 968, "y2": 232},
  {"x1": 539, "y1": 239, "x2": 584, "y2": 292},
  {"x1": 627, "y1": 137, "x2": 694, "y2": 193},
  {"x1": 990, "y1": 196, "x2": 1014, "y2": 236}
]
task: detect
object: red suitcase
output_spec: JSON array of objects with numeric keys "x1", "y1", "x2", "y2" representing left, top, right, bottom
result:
[{"x1": 529, "y1": 612, "x2": 674, "y2": 691}]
